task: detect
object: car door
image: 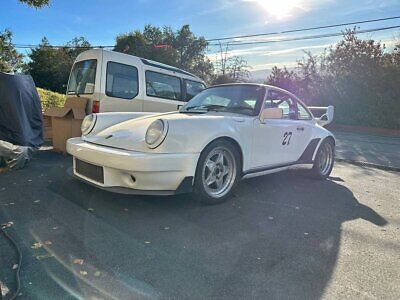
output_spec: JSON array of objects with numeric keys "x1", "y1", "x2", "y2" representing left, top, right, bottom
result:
[
  {"x1": 287, "y1": 99, "x2": 314, "y2": 162},
  {"x1": 100, "y1": 61, "x2": 144, "y2": 112},
  {"x1": 251, "y1": 89, "x2": 299, "y2": 169}
]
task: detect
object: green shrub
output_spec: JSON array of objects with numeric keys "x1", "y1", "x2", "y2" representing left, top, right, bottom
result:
[
  {"x1": 37, "y1": 87, "x2": 66, "y2": 110},
  {"x1": 266, "y1": 30, "x2": 400, "y2": 129}
]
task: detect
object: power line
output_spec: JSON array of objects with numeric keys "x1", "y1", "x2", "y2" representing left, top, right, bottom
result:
[
  {"x1": 10, "y1": 15, "x2": 400, "y2": 49},
  {"x1": 205, "y1": 15, "x2": 400, "y2": 42},
  {"x1": 208, "y1": 25, "x2": 400, "y2": 47},
  {"x1": 13, "y1": 44, "x2": 114, "y2": 49}
]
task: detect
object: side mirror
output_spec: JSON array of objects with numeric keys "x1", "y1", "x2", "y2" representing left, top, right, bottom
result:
[{"x1": 260, "y1": 107, "x2": 283, "y2": 122}]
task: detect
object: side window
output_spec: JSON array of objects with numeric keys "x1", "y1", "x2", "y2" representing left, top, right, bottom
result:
[
  {"x1": 297, "y1": 102, "x2": 312, "y2": 120},
  {"x1": 185, "y1": 80, "x2": 206, "y2": 101},
  {"x1": 146, "y1": 71, "x2": 182, "y2": 101},
  {"x1": 106, "y1": 62, "x2": 138, "y2": 99},
  {"x1": 265, "y1": 90, "x2": 297, "y2": 120}
]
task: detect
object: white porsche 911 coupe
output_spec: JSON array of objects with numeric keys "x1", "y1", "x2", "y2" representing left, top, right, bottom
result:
[{"x1": 67, "y1": 84, "x2": 335, "y2": 204}]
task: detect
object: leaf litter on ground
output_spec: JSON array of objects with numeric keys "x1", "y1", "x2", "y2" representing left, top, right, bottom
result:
[
  {"x1": 31, "y1": 242, "x2": 43, "y2": 249},
  {"x1": 73, "y1": 258, "x2": 84, "y2": 265},
  {"x1": 1, "y1": 221, "x2": 14, "y2": 229},
  {"x1": 0, "y1": 281, "x2": 9, "y2": 296},
  {"x1": 94, "y1": 271, "x2": 101, "y2": 277},
  {"x1": 36, "y1": 253, "x2": 54, "y2": 260}
]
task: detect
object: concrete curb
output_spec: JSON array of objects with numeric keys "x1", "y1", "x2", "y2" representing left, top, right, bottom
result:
[{"x1": 336, "y1": 158, "x2": 400, "y2": 173}]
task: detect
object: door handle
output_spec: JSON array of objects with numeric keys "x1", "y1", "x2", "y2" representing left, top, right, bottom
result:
[{"x1": 297, "y1": 126, "x2": 304, "y2": 131}]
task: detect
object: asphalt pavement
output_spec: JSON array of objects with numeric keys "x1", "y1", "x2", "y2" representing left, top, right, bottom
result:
[
  {"x1": 0, "y1": 150, "x2": 399, "y2": 299},
  {"x1": 333, "y1": 130, "x2": 400, "y2": 170}
]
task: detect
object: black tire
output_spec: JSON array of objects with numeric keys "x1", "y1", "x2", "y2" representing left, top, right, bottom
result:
[
  {"x1": 310, "y1": 139, "x2": 335, "y2": 179},
  {"x1": 194, "y1": 139, "x2": 241, "y2": 205}
]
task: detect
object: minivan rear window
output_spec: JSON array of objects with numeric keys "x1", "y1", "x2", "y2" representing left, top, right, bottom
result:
[{"x1": 67, "y1": 59, "x2": 97, "y2": 95}]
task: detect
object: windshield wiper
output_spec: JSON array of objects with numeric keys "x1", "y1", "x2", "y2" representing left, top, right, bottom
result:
[
  {"x1": 224, "y1": 105, "x2": 253, "y2": 111},
  {"x1": 67, "y1": 91, "x2": 80, "y2": 97},
  {"x1": 182, "y1": 104, "x2": 227, "y2": 112}
]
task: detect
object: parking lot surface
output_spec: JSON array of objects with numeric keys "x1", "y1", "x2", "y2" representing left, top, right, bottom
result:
[
  {"x1": 1, "y1": 150, "x2": 399, "y2": 299},
  {"x1": 334, "y1": 130, "x2": 400, "y2": 170}
]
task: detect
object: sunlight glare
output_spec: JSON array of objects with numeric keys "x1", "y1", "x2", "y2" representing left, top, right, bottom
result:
[{"x1": 255, "y1": 0, "x2": 302, "y2": 19}]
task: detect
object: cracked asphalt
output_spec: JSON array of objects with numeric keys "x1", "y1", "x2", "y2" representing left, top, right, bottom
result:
[{"x1": 0, "y1": 150, "x2": 399, "y2": 299}]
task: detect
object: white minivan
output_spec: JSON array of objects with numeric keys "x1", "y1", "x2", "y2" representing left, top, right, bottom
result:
[{"x1": 66, "y1": 49, "x2": 206, "y2": 113}]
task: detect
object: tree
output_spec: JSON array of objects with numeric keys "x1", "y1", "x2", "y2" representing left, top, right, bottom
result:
[
  {"x1": 65, "y1": 37, "x2": 91, "y2": 60},
  {"x1": 322, "y1": 29, "x2": 395, "y2": 127},
  {"x1": 190, "y1": 58, "x2": 214, "y2": 84},
  {"x1": 227, "y1": 56, "x2": 250, "y2": 82},
  {"x1": 173, "y1": 25, "x2": 209, "y2": 71},
  {"x1": 18, "y1": 0, "x2": 49, "y2": 8},
  {"x1": 27, "y1": 37, "x2": 91, "y2": 93},
  {"x1": 266, "y1": 66, "x2": 300, "y2": 94},
  {"x1": 212, "y1": 42, "x2": 250, "y2": 84},
  {"x1": 214, "y1": 43, "x2": 230, "y2": 76},
  {"x1": 0, "y1": 29, "x2": 24, "y2": 73},
  {"x1": 114, "y1": 24, "x2": 214, "y2": 83},
  {"x1": 265, "y1": 28, "x2": 400, "y2": 129}
]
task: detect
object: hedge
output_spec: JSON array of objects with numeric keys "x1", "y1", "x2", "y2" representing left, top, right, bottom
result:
[{"x1": 37, "y1": 87, "x2": 66, "y2": 111}]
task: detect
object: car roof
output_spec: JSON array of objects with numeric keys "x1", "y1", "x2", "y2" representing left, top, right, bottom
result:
[
  {"x1": 76, "y1": 49, "x2": 203, "y2": 82},
  {"x1": 211, "y1": 83, "x2": 299, "y2": 96},
  {"x1": 209, "y1": 83, "x2": 309, "y2": 106},
  {"x1": 211, "y1": 83, "x2": 289, "y2": 90}
]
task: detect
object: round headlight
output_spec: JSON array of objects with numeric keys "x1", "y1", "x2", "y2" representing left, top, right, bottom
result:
[
  {"x1": 81, "y1": 114, "x2": 96, "y2": 135},
  {"x1": 145, "y1": 119, "x2": 168, "y2": 148}
]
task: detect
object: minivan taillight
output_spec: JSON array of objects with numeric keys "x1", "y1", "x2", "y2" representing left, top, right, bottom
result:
[{"x1": 92, "y1": 100, "x2": 100, "y2": 113}]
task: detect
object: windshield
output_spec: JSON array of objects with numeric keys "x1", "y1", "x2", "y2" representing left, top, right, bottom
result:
[
  {"x1": 181, "y1": 85, "x2": 265, "y2": 116},
  {"x1": 67, "y1": 59, "x2": 97, "y2": 95}
]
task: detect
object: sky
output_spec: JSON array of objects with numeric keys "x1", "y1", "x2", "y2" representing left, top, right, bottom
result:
[{"x1": 1, "y1": 0, "x2": 400, "y2": 79}]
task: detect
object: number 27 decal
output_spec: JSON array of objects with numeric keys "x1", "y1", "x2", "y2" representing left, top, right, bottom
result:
[{"x1": 282, "y1": 132, "x2": 293, "y2": 145}]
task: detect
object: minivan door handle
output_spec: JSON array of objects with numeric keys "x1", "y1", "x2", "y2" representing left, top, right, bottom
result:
[{"x1": 296, "y1": 126, "x2": 304, "y2": 131}]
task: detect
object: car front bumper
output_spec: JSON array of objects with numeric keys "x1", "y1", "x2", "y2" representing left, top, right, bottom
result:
[{"x1": 66, "y1": 137, "x2": 200, "y2": 195}]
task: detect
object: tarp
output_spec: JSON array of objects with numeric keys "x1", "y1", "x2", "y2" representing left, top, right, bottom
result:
[
  {"x1": 0, "y1": 140, "x2": 33, "y2": 170},
  {"x1": 0, "y1": 72, "x2": 44, "y2": 147}
]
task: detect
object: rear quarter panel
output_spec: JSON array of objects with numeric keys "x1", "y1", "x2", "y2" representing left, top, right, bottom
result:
[{"x1": 311, "y1": 123, "x2": 336, "y2": 160}]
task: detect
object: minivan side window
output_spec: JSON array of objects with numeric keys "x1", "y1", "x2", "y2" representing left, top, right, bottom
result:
[
  {"x1": 146, "y1": 71, "x2": 182, "y2": 101},
  {"x1": 106, "y1": 62, "x2": 139, "y2": 99},
  {"x1": 185, "y1": 80, "x2": 206, "y2": 101}
]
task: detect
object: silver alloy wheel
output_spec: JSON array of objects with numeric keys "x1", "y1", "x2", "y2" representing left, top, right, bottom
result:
[
  {"x1": 319, "y1": 142, "x2": 334, "y2": 176},
  {"x1": 202, "y1": 147, "x2": 236, "y2": 198}
]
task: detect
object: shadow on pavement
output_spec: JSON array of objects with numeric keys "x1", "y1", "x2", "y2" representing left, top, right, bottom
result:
[{"x1": 41, "y1": 166, "x2": 387, "y2": 299}]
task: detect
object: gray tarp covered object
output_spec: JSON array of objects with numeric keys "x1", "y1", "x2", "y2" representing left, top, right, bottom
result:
[
  {"x1": 0, "y1": 140, "x2": 33, "y2": 169},
  {"x1": 0, "y1": 72, "x2": 44, "y2": 147},
  {"x1": 0, "y1": 72, "x2": 43, "y2": 169}
]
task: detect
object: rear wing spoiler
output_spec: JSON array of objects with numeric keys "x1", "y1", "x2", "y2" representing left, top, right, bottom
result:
[{"x1": 308, "y1": 105, "x2": 334, "y2": 127}]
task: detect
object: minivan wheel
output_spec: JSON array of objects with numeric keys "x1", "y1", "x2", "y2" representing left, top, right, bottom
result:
[
  {"x1": 194, "y1": 140, "x2": 241, "y2": 204},
  {"x1": 310, "y1": 139, "x2": 335, "y2": 179}
]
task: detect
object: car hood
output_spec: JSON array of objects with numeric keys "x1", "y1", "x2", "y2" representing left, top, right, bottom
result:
[{"x1": 83, "y1": 111, "x2": 243, "y2": 152}]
